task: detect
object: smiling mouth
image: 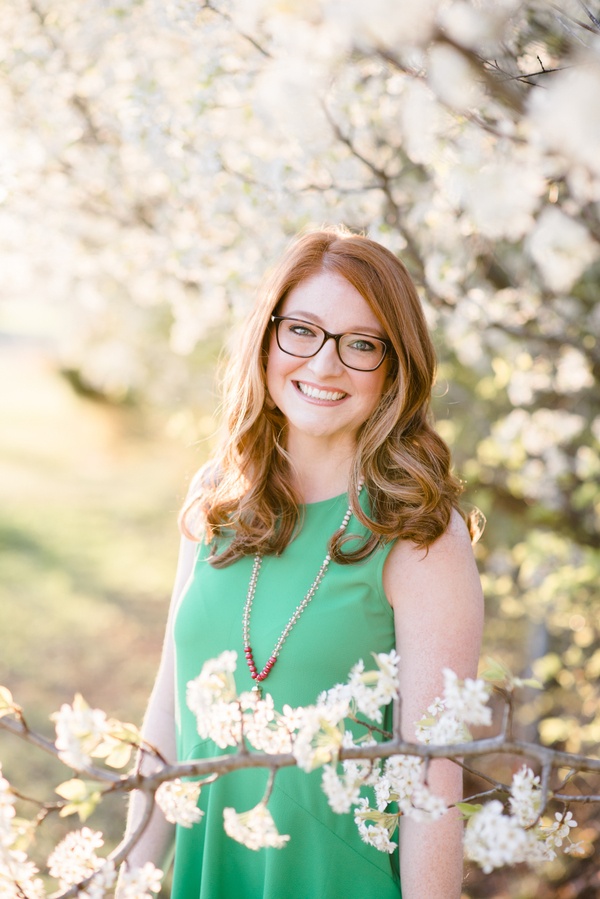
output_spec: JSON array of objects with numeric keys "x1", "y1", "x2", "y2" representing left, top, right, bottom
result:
[{"x1": 296, "y1": 381, "x2": 347, "y2": 401}]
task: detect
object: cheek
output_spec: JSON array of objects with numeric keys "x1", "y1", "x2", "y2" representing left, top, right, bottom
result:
[
  {"x1": 266, "y1": 338, "x2": 290, "y2": 395},
  {"x1": 366, "y1": 370, "x2": 388, "y2": 405}
]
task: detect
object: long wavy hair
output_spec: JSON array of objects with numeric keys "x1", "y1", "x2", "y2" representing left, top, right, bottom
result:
[{"x1": 180, "y1": 228, "x2": 468, "y2": 566}]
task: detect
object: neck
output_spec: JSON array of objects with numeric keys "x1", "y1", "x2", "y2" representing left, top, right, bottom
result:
[{"x1": 285, "y1": 434, "x2": 356, "y2": 503}]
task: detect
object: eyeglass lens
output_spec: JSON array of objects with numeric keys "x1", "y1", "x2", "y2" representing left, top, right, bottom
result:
[{"x1": 276, "y1": 318, "x2": 386, "y2": 371}]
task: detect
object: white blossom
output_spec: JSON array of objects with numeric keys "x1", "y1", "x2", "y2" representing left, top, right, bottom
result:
[
  {"x1": 325, "y1": 0, "x2": 440, "y2": 50},
  {"x1": 405, "y1": 783, "x2": 447, "y2": 822},
  {"x1": 223, "y1": 804, "x2": 290, "y2": 851},
  {"x1": 416, "y1": 671, "x2": 491, "y2": 746},
  {"x1": 375, "y1": 755, "x2": 423, "y2": 810},
  {"x1": 353, "y1": 799, "x2": 398, "y2": 854},
  {"x1": 417, "y1": 711, "x2": 469, "y2": 746},
  {"x1": 374, "y1": 755, "x2": 447, "y2": 822},
  {"x1": 291, "y1": 702, "x2": 347, "y2": 772},
  {"x1": 52, "y1": 695, "x2": 109, "y2": 769},
  {"x1": 445, "y1": 146, "x2": 545, "y2": 240},
  {"x1": 555, "y1": 347, "x2": 594, "y2": 394},
  {"x1": 527, "y1": 207, "x2": 599, "y2": 292},
  {"x1": 78, "y1": 861, "x2": 117, "y2": 899},
  {"x1": 463, "y1": 801, "x2": 551, "y2": 873},
  {"x1": 563, "y1": 840, "x2": 586, "y2": 857},
  {"x1": 47, "y1": 827, "x2": 105, "y2": 889},
  {"x1": 541, "y1": 810, "x2": 578, "y2": 849},
  {"x1": 437, "y1": 0, "x2": 517, "y2": 51},
  {"x1": 427, "y1": 43, "x2": 484, "y2": 110},
  {"x1": 155, "y1": 780, "x2": 203, "y2": 827},
  {"x1": 330, "y1": 650, "x2": 399, "y2": 725},
  {"x1": 0, "y1": 849, "x2": 45, "y2": 899},
  {"x1": 0, "y1": 768, "x2": 16, "y2": 847},
  {"x1": 527, "y1": 63, "x2": 600, "y2": 177},
  {"x1": 237, "y1": 691, "x2": 293, "y2": 754},
  {"x1": 509, "y1": 765, "x2": 542, "y2": 827},
  {"x1": 0, "y1": 767, "x2": 44, "y2": 898},
  {"x1": 321, "y1": 765, "x2": 361, "y2": 814},
  {"x1": 186, "y1": 651, "x2": 242, "y2": 748},
  {"x1": 118, "y1": 862, "x2": 163, "y2": 899},
  {"x1": 341, "y1": 732, "x2": 380, "y2": 787},
  {"x1": 279, "y1": 703, "x2": 306, "y2": 733},
  {"x1": 442, "y1": 669, "x2": 492, "y2": 728}
]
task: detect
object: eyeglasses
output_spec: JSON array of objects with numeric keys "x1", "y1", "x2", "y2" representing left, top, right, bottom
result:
[{"x1": 271, "y1": 315, "x2": 391, "y2": 372}]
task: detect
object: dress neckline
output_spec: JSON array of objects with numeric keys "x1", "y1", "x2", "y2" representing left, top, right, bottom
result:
[{"x1": 301, "y1": 491, "x2": 348, "y2": 509}]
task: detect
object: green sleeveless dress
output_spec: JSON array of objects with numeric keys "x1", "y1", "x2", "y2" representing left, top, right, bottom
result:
[{"x1": 172, "y1": 492, "x2": 401, "y2": 898}]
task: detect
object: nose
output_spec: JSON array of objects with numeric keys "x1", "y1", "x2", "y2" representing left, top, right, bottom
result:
[{"x1": 305, "y1": 335, "x2": 345, "y2": 377}]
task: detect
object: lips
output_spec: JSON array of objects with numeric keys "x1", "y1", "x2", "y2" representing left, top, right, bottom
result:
[{"x1": 295, "y1": 381, "x2": 347, "y2": 401}]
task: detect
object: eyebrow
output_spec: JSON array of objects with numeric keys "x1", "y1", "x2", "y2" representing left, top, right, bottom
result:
[{"x1": 284, "y1": 310, "x2": 387, "y2": 339}]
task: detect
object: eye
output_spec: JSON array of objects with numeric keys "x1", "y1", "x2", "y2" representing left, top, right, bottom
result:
[
  {"x1": 346, "y1": 335, "x2": 378, "y2": 353},
  {"x1": 287, "y1": 321, "x2": 319, "y2": 338}
]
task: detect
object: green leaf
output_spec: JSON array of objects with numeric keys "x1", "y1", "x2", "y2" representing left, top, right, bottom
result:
[
  {"x1": 104, "y1": 741, "x2": 134, "y2": 769},
  {"x1": 516, "y1": 677, "x2": 543, "y2": 690},
  {"x1": 0, "y1": 686, "x2": 19, "y2": 718},
  {"x1": 479, "y1": 656, "x2": 512, "y2": 684},
  {"x1": 56, "y1": 778, "x2": 88, "y2": 801},
  {"x1": 456, "y1": 802, "x2": 483, "y2": 819},
  {"x1": 56, "y1": 779, "x2": 102, "y2": 822}
]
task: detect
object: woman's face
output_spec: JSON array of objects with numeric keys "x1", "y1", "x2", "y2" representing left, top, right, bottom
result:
[{"x1": 266, "y1": 270, "x2": 390, "y2": 452}]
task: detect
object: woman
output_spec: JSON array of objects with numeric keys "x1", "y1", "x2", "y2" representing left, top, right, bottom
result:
[{"x1": 122, "y1": 229, "x2": 484, "y2": 899}]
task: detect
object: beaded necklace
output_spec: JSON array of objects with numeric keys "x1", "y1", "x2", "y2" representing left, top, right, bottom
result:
[{"x1": 242, "y1": 482, "x2": 363, "y2": 694}]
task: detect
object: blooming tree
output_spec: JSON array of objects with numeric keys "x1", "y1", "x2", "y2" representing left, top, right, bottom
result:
[
  {"x1": 1, "y1": 0, "x2": 600, "y2": 894},
  {"x1": 0, "y1": 651, "x2": 597, "y2": 897}
]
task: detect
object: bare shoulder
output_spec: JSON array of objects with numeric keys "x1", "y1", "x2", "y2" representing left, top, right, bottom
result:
[
  {"x1": 384, "y1": 509, "x2": 484, "y2": 685},
  {"x1": 383, "y1": 508, "x2": 483, "y2": 612}
]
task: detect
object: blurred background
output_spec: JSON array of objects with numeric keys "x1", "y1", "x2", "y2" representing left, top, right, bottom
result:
[{"x1": 1, "y1": 1, "x2": 599, "y2": 896}]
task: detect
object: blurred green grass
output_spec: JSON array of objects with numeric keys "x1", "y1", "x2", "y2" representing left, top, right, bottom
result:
[{"x1": 0, "y1": 345, "x2": 211, "y2": 876}]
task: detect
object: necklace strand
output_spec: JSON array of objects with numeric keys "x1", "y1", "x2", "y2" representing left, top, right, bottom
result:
[{"x1": 242, "y1": 481, "x2": 364, "y2": 690}]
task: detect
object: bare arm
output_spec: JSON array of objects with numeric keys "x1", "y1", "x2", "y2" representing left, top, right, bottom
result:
[
  {"x1": 119, "y1": 534, "x2": 197, "y2": 876},
  {"x1": 383, "y1": 510, "x2": 484, "y2": 899}
]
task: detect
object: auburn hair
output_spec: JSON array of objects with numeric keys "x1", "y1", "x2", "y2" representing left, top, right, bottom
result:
[{"x1": 180, "y1": 228, "x2": 468, "y2": 566}]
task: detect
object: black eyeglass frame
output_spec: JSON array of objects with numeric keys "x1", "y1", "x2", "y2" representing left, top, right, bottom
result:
[{"x1": 270, "y1": 315, "x2": 392, "y2": 372}]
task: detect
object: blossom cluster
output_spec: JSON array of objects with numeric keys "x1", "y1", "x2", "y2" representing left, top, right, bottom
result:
[
  {"x1": 0, "y1": 652, "x2": 583, "y2": 891},
  {"x1": 223, "y1": 803, "x2": 290, "y2": 851},
  {"x1": 463, "y1": 764, "x2": 580, "y2": 872},
  {"x1": 1, "y1": 717, "x2": 163, "y2": 899},
  {"x1": 181, "y1": 650, "x2": 580, "y2": 869},
  {"x1": 52, "y1": 694, "x2": 142, "y2": 770},
  {"x1": 2, "y1": 0, "x2": 599, "y2": 421},
  {"x1": 52, "y1": 694, "x2": 110, "y2": 770},
  {"x1": 0, "y1": 762, "x2": 45, "y2": 899},
  {"x1": 186, "y1": 651, "x2": 294, "y2": 754},
  {"x1": 156, "y1": 780, "x2": 203, "y2": 828},
  {"x1": 0, "y1": 807, "x2": 163, "y2": 899},
  {"x1": 416, "y1": 668, "x2": 492, "y2": 745},
  {"x1": 323, "y1": 662, "x2": 492, "y2": 854}
]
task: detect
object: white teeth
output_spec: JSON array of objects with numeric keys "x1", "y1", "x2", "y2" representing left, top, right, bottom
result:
[{"x1": 297, "y1": 382, "x2": 346, "y2": 401}]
